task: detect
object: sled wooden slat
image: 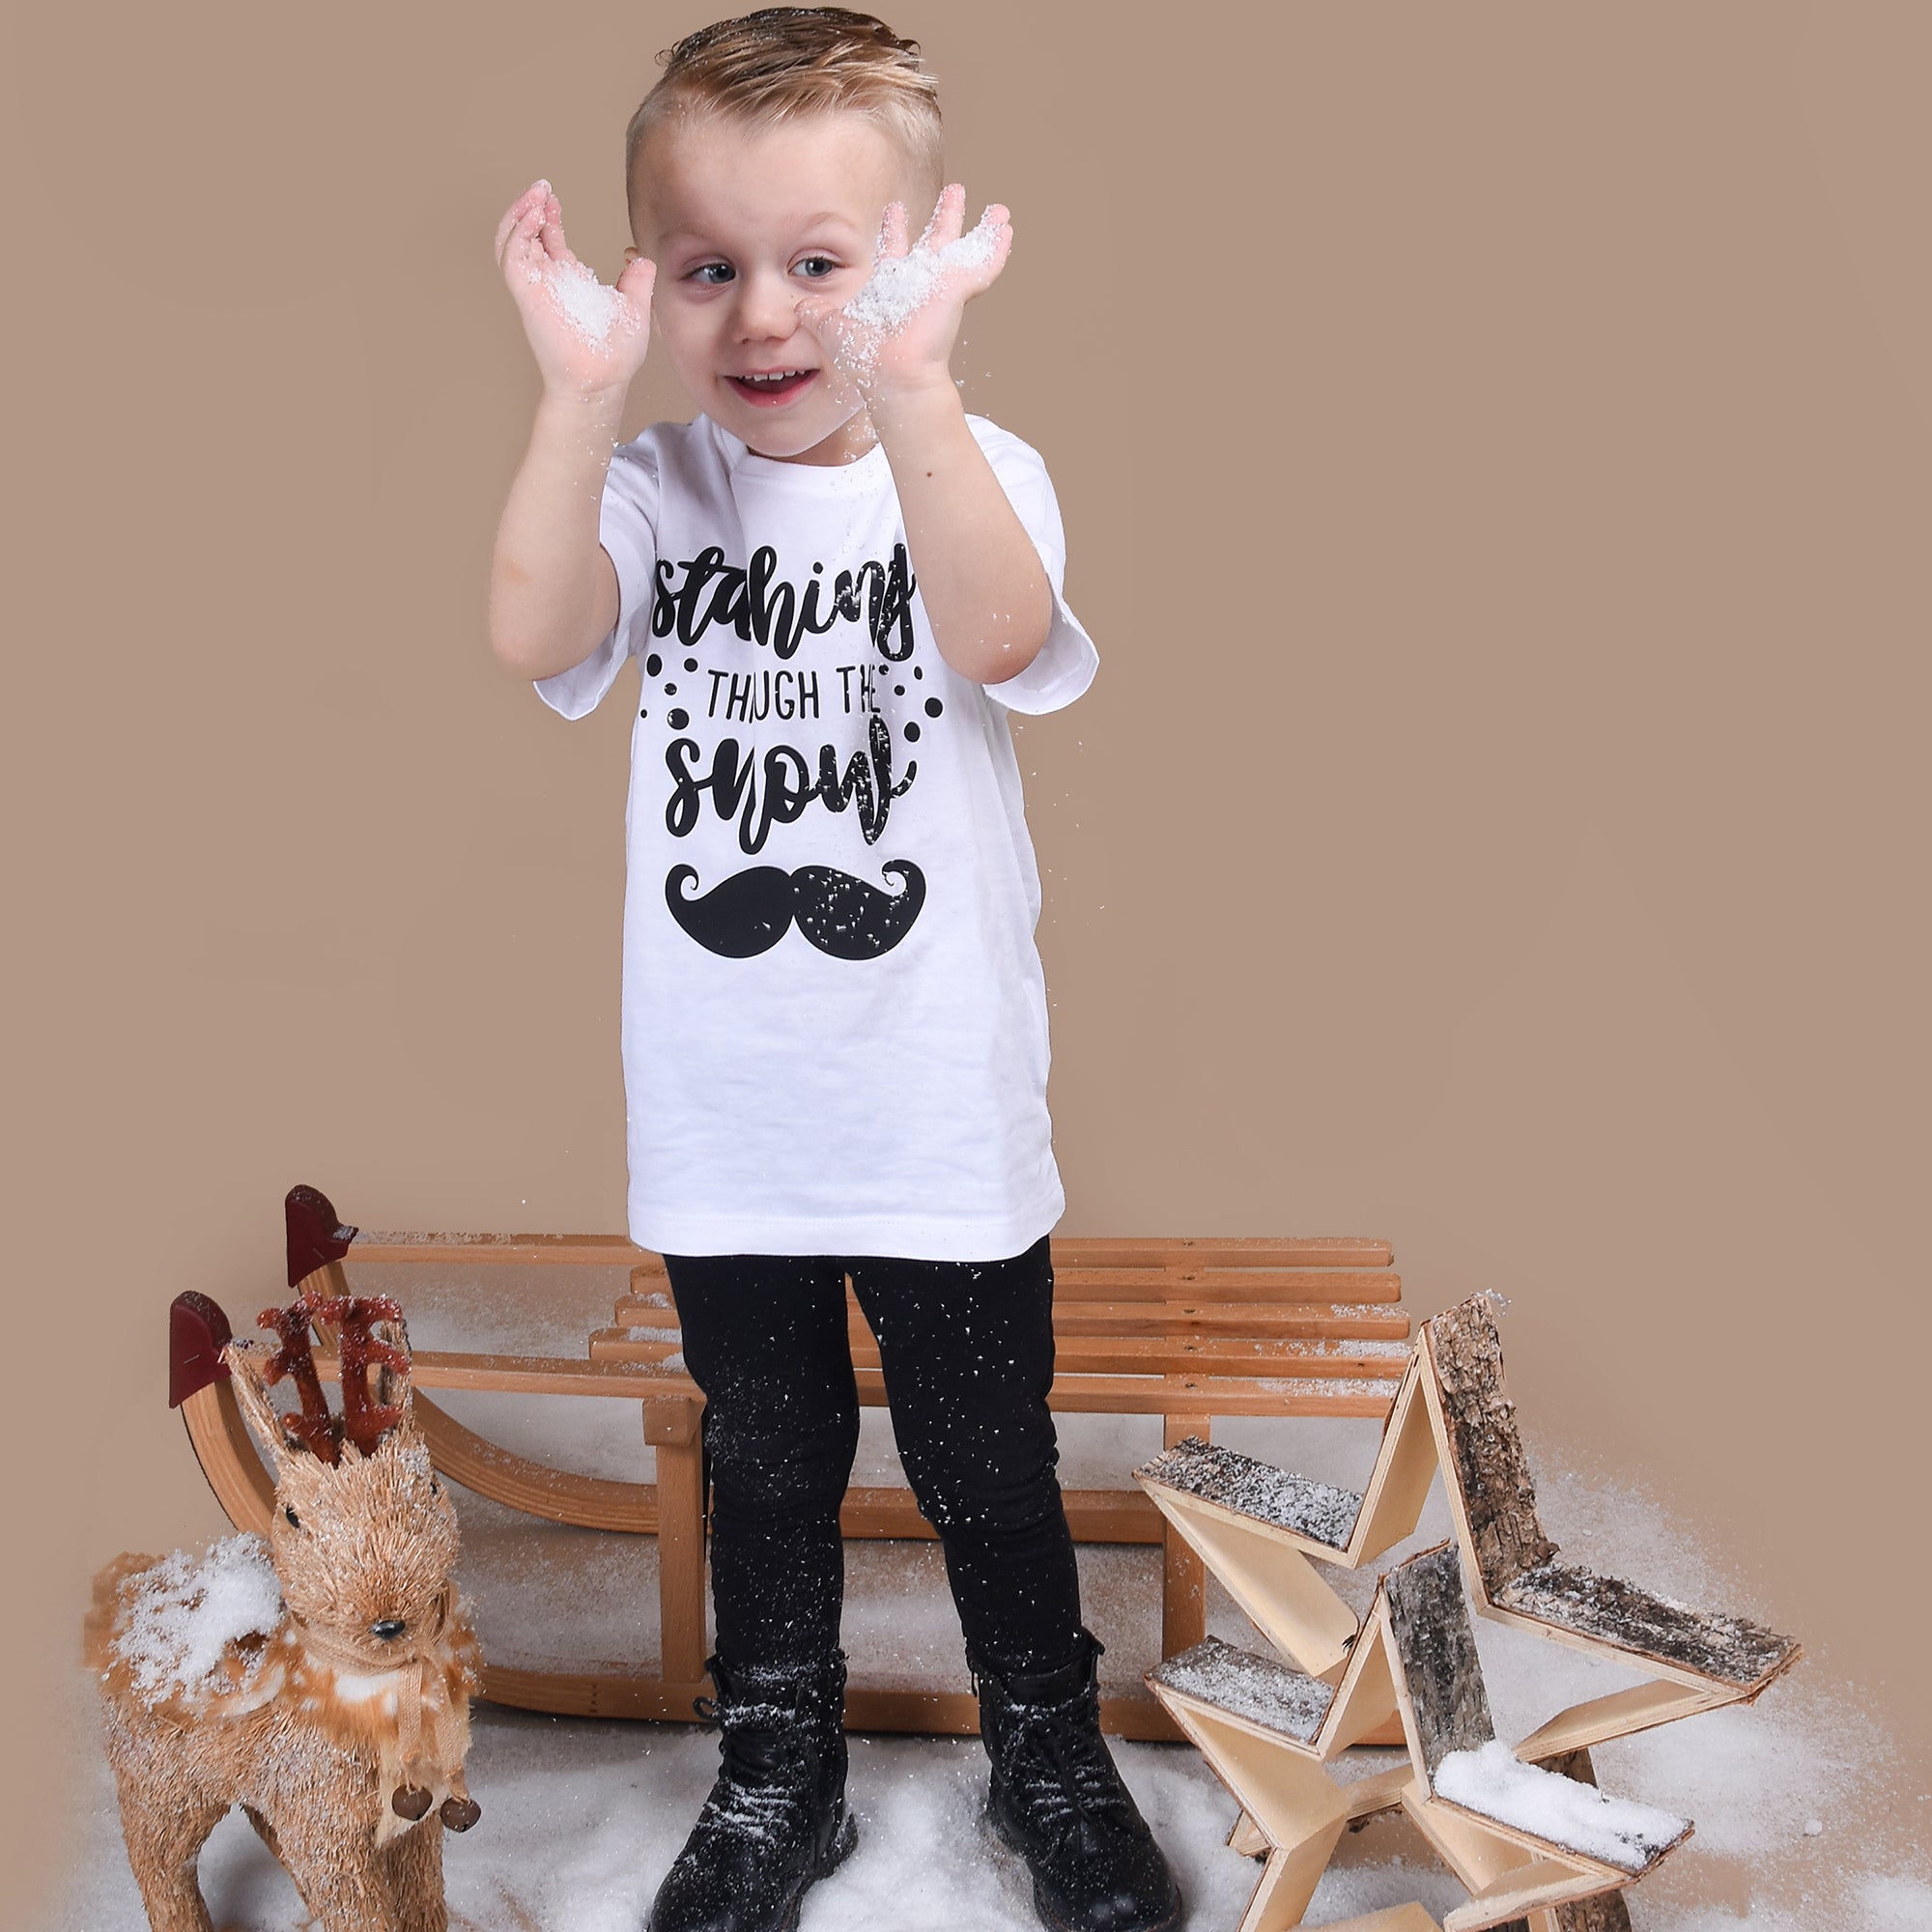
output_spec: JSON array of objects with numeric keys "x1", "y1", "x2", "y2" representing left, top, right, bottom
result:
[
  {"x1": 592, "y1": 1328, "x2": 1407, "y2": 1380},
  {"x1": 842, "y1": 1485, "x2": 1163, "y2": 1544},
  {"x1": 611, "y1": 1293, "x2": 1413, "y2": 1336},
  {"x1": 182, "y1": 1211, "x2": 1406, "y2": 1745},
  {"x1": 322, "y1": 1350, "x2": 694, "y2": 1399},
  {"x1": 955, "y1": 1373, "x2": 1403, "y2": 1418},
  {"x1": 477, "y1": 1665, "x2": 1178, "y2": 1741},
  {"x1": 354, "y1": 1234, "x2": 647, "y2": 1265},
  {"x1": 313, "y1": 1347, "x2": 1403, "y2": 1419},
  {"x1": 1052, "y1": 1270, "x2": 1405, "y2": 1303},
  {"x1": 1052, "y1": 1301, "x2": 1405, "y2": 1330},
  {"x1": 1053, "y1": 1236, "x2": 1396, "y2": 1268},
  {"x1": 343, "y1": 1233, "x2": 1397, "y2": 1271},
  {"x1": 329, "y1": 1353, "x2": 1405, "y2": 1420}
]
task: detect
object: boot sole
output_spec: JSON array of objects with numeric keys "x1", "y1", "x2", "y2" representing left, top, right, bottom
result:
[
  {"x1": 983, "y1": 1804, "x2": 1182, "y2": 1932},
  {"x1": 775, "y1": 1806, "x2": 858, "y2": 1932},
  {"x1": 649, "y1": 1808, "x2": 858, "y2": 1932}
]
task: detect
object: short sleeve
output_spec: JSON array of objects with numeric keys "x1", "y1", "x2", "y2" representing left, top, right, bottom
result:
[
  {"x1": 967, "y1": 419, "x2": 1099, "y2": 716},
  {"x1": 533, "y1": 439, "x2": 663, "y2": 721}
]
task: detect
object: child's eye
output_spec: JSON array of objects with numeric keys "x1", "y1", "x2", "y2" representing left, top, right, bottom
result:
[
  {"x1": 688, "y1": 263, "x2": 735, "y2": 286},
  {"x1": 793, "y1": 256, "x2": 839, "y2": 281}
]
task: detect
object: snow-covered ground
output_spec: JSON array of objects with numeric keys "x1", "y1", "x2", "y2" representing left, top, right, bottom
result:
[{"x1": 54, "y1": 1392, "x2": 1932, "y2": 1929}]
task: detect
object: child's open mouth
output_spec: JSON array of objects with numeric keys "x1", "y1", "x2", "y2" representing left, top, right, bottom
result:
[{"x1": 727, "y1": 368, "x2": 816, "y2": 406}]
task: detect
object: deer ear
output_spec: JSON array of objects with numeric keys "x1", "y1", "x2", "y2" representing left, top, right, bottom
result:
[{"x1": 221, "y1": 1340, "x2": 293, "y2": 1473}]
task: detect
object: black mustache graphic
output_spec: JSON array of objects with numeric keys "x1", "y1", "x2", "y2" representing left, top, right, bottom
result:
[{"x1": 666, "y1": 862, "x2": 926, "y2": 960}]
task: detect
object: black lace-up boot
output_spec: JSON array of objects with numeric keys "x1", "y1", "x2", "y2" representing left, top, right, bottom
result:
[
  {"x1": 973, "y1": 1632, "x2": 1182, "y2": 1932},
  {"x1": 647, "y1": 1651, "x2": 856, "y2": 1932}
]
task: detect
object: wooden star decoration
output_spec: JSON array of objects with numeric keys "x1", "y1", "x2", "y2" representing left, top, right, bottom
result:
[{"x1": 1137, "y1": 1295, "x2": 1799, "y2": 1931}]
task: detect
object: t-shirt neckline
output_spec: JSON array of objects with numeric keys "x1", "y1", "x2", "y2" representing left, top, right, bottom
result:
[{"x1": 704, "y1": 414, "x2": 891, "y2": 488}]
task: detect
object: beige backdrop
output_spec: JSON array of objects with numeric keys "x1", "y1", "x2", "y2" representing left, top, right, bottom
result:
[{"x1": 6, "y1": 2, "x2": 1927, "y2": 1918}]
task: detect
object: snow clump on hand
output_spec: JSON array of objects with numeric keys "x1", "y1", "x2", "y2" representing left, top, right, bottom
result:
[{"x1": 843, "y1": 210, "x2": 1004, "y2": 331}]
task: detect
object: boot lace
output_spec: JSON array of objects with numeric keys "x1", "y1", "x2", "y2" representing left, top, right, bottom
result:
[
  {"x1": 693, "y1": 1692, "x2": 816, "y2": 1844},
  {"x1": 1004, "y1": 1690, "x2": 1140, "y2": 1850}
]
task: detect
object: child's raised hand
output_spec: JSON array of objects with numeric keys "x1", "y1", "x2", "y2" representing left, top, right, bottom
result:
[
  {"x1": 495, "y1": 180, "x2": 654, "y2": 400},
  {"x1": 796, "y1": 185, "x2": 1011, "y2": 411}
]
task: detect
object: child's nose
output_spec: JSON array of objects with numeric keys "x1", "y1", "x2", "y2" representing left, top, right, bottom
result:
[{"x1": 733, "y1": 268, "x2": 801, "y2": 343}]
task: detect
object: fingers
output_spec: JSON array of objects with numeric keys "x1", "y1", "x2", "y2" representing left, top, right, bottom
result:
[
  {"x1": 794, "y1": 298, "x2": 872, "y2": 403},
  {"x1": 495, "y1": 182, "x2": 556, "y2": 267},
  {"x1": 909, "y1": 187, "x2": 1006, "y2": 289},
  {"x1": 616, "y1": 255, "x2": 657, "y2": 303},
  {"x1": 877, "y1": 200, "x2": 910, "y2": 261},
  {"x1": 792, "y1": 295, "x2": 845, "y2": 348},
  {"x1": 495, "y1": 179, "x2": 551, "y2": 266},
  {"x1": 953, "y1": 205, "x2": 1012, "y2": 294},
  {"x1": 922, "y1": 183, "x2": 967, "y2": 251},
  {"x1": 538, "y1": 185, "x2": 571, "y2": 266},
  {"x1": 616, "y1": 254, "x2": 658, "y2": 326},
  {"x1": 496, "y1": 178, "x2": 579, "y2": 278}
]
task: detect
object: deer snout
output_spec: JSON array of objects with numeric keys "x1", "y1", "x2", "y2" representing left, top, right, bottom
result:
[{"x1": 370, "y1": 1618, "x2": 407, "y2": 1641}]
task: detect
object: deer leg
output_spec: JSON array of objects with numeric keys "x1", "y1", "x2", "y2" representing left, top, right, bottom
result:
[
  {"x1": 381, "y1": 1817, "x2": 448, "y2": 1932},
  {"x1": 112, "y1": 1784, "x2": 225, "y2": 1932},
  {"x1": 242, "y1": 1804, "x2": 283, "y2": 1866},
  {"x1": 273, "y1": 1815, "x2": 407, "y2": 1932}
]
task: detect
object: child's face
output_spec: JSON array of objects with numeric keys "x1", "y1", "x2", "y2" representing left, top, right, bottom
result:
[{"x1": 632, "y1": 113, "x2": 923, "y2": 465}]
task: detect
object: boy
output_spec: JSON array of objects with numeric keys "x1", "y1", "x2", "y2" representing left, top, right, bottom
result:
[{"x1": 490, "y1": 13, "x2": 1180, "y2": 1932}]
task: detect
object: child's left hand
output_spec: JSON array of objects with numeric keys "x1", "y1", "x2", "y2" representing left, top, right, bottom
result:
[{"x1": 795, "y1": 185, "x2": 1011, "y2": 412}]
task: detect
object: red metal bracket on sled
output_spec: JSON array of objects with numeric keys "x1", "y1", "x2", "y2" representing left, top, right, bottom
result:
[
  {"x1": 286, "y1": 1183, "x2": 358, "y2": 1289},
  {"x1": 169, "y1": 1292, "x2": 235, "y2": 1408}
]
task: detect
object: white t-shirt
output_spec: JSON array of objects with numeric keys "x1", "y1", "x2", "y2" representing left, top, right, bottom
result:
[{"x1": 536, "y1": 413, "x2": 1096, "y2": 1260}]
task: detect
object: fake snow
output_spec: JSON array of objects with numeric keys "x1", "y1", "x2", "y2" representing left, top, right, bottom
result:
[
  {"x1": 359, "y1": 1228, "x2": 523, "y2": 1245},
  {"x1": 109, "y1": 1535, "x2": 283, "y2": 1705},
  {"x1": 1139, "y1": 1436, "x2": 1363, "y2": 1548},
  {"x1": 1253, "y1": 1374, "x2": 1404, "y2": 1401},
  {"x1": 844, "y1": 211, "x2": 1002, "y2": 332},
  {"x1": 1435, "y1": 1738, "x2": 1689, "y2": 1872},
  {"x1": 1150, "y1": 1636, "x2": 1333, "y2": 1743},
  {"x1": 1308, "y1": 1338, "x2": 1413, "y2": 1359},
  {"x1": 1496, "y1": 1561, "x2": 1794, "y2": 1689},
  {"x1": 537, "y1": 258, "x2": 625, "y2": 345},
  {"x1": 52, "y1": 1278, "x2": 1932, "y2": 1929}
]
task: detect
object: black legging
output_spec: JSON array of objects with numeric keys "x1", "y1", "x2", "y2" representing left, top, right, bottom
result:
[{"x1": 662, "y1": 1237, "x2": 1084, "y2": 1675}]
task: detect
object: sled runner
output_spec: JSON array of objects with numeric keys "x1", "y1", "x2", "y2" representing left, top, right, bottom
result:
[{"x1": 171, "y1": 1185, "x2": 1412, "y2": 1742}]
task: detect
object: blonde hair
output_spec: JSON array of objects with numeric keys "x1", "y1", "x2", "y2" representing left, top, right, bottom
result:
[{"x1": 626, "y1": 9, "x2": 943, "y2": 223}]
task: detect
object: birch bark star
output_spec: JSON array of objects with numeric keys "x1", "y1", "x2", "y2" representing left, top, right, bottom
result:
[
  {"x1": 494, "y1": 178, "x2": 656, "y2": 400},
  {"x1": 795, "y1": 184, "x2": 1012, "y2": 407}
]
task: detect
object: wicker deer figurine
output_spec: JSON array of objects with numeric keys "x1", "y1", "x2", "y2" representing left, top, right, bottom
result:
[{"x1": 87, "y1": 1287, "x2": 482, "y2": 1932}]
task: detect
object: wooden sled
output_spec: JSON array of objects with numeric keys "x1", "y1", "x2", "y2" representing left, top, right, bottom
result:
[{"x1": 171, "y1": 1185, "x2": 1413, "y2": 1741}]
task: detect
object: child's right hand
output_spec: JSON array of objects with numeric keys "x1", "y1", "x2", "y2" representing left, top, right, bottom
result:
[{"x1": 495, "y1": 181, "x2": 654, "y2": 400}]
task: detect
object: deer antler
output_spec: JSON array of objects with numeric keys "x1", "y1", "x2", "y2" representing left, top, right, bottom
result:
[
  {"x1": 257, "y1": 1299, "x2": 342, "y2": 1463},
  {"x1": 323, "y1": 1294, "x2": 410, "y2": 1455},
  {"x1": 255, "y1": 1290, "x2": 411, "y2": 1463}
]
